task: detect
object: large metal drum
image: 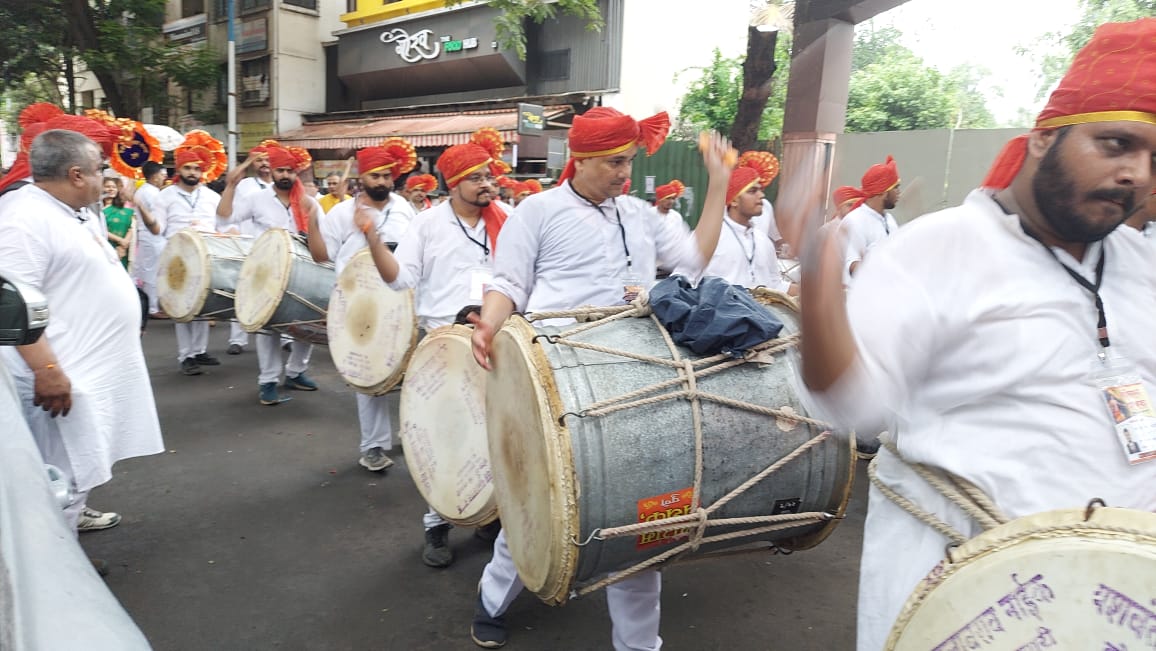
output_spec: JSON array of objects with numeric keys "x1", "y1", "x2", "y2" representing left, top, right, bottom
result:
[
  {"x1": 486, "y1": 294, "x2": 854, "y2": 604},
  {"x1": 886, "y1": 507, "x2": 1156, "y2": 650},
  {"x1": 157, "y1": 230, "x2": 252, "y2": 322},
  {"x1": 235, "y1": 228, "x2": 335, "y2": 335},
  {"x1": 327, "y1": 249, "x2": 418, "y2": 395},
  {"x1": 400, "y1": 325, "x2": 497, "y2": 527}
]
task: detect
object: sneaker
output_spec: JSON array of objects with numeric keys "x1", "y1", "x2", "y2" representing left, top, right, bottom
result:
[
  {"x1": 90, "y1": 558, "x2": 110, "y2": 578},
  {"x1": 193, "y1": 353, "x2": 221, "y2": 366},
  {"x1": 475, "y1": 519, "x2": 501, "y2": 543},
  {"x1": 284, "y1": 373, "x2": 318, "y2": 391},
  {"x1": 358, "y1": 447, "x2": 394, "y2": 472},
  {"x1": 149, "y1": 311, "x2": 169, "y2": 320},
  {"x1": 471, "y1": 587, "x2": 507, "y2": 648},
  {"x1": 259, "y1": 382, "x2": 292, "y2": 406},
  {"x1": 422, "y1": 524, "x2": 454, "y2": 568},
  {"x1": 226, "y1": 343, "x2": 244, "y2": 355},
  {"x1": 78, "y1": 507, "x2": 121, "y2": 532},
  {"x1": 180, "y1": 358, "x2": 202, "y2": 376}
]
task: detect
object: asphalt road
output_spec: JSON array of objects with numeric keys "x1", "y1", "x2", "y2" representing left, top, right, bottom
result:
[{"x1": 82, "y1": 321, "x2": 867, "y2": 650}]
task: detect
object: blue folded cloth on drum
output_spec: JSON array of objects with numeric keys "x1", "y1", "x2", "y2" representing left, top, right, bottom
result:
[{"x1": 648, "y1": 275, "x2": 783, "y2": 356}]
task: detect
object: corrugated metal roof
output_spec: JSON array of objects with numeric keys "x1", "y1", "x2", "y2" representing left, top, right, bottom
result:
[{"x1": 276, "y1": 109, "x2": 530, "y2": 149}]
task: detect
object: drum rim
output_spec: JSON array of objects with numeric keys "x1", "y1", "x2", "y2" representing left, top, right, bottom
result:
[
  {"x1": 488, "y1": 315, "x2": 580, "y2": 605},
  {"x1": 158, "y1": 228, "x2": 213, "y2": 322},
  {"x1": 236, "y1": 228, "x2": 294, "y2": 332},
  {"x1": 884, "y1": 506, "x2": 1156, "y2": 649},
  {"x1": 399, "y1": 324, "x2": 498, "y2": 527},
  {"x1": 329, "y1": 248, "x2": 419, "y2": 395}
]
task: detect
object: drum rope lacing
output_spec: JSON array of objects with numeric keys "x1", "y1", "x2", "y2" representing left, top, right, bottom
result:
[
  {"x1": 867, "y1": 433, "x2": 1010, "y2": 546},
  {"x1": 527, "y1": 290, "x2": 841, "y2": 597}
]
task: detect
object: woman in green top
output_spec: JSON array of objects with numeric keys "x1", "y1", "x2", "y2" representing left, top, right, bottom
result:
[{"x1": 102, "y1": 177, "x2": 134, "y2": 268}]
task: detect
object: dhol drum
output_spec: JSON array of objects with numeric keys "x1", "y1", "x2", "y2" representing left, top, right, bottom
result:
[
  {"x1": 327, "y1": 249, "x2": 418, "y2": 395},
  {"x1": 486, "y1": 290, "x2": 855, "y2": 604},
  {"x1": 400, "y1": 325, "x2": 497, "y2": 527},
  {"x1": 886, "y1": 506, "x2": 1156, "y2": 650},
  {"x1": 234, "y1": 228, "x2": 335, "y2": 337},
  {"x1": 157, "y1": 229, "x2": 253, "y2": 322}
]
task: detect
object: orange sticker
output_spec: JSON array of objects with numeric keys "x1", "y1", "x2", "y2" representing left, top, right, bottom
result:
[{"x1": 636, "y1": 487, "x2": 695, "y2": 550}]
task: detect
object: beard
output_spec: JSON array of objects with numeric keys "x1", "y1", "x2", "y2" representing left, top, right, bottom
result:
[
  {"x1": 364, "y1": 185, "x2": 391, "y2": 202},
  {"x1": 462, "y1": 191, "x2": 493, "y2": 208},
  {"x1": 1033, "y1": 135, "x2": 1133, "y2": 243},
  {"x1": 274, "y1": 177, "x2": 295, "y2": 191},
  {"x1": 179, "y1": 174, "x2": 200, "y2": 187}
]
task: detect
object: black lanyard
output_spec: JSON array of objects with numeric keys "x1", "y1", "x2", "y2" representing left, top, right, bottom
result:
[
  {"x1": 1021, "y1": 221, "x2": 1110, "y2": 349},
  {"x1": 454, "y1": 213, "x2": 490, "y2": 259},
  {"x1": 179, "y1": 188, "x2": 198, "y2": 211},
  {"x1": 569, "y1": 184, "x2": 632, "y2": 272},
  {"x1": 724, "y1": 219, "x2": 756, "y2": 278}
]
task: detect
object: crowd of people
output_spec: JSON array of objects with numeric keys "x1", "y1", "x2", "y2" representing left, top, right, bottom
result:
[{"x1": 0, "y1": 15, "x2": 1153, "y2": 650}]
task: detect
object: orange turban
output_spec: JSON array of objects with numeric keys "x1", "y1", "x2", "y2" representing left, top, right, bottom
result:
[
  {"x1": 357, "y1": 137, "x2": 417, "y2": 177},
  {"x1": 250, "y1": 139, "x2": 281, "y2": 158},
  {"x1": 405, "y1": 173, "x2": 438, "y2": 193},
  {"x1": 736, "y1": 151, "x2": 780, "y2": 186},
  {"x1": 262, "y1": 145, "x2": 313, "y2": 233},
  {"x1": 560, "y1": 107, "x2": 670, "y2": 183},
  {"x1": 833, "y1": 185, "x2": 862, "y2": 209},
  {"x1": 0, "y1": 104, "x2": 121, "y2": 193},
  {"x1": 982, "y1": 18, "x2": 1156, "y2": 190},
  {"x1": 655, "y1": 180, "x2": 685, "y2": 202},
  {"x1": 860, "y1": 156, "x2": 900, "y2": 197},
  {"x1": 512, "y1": 179, "x2": 543, "y2": 198},
  {"x1": 437, "y1": 128, "x2": 512, "y2": 188},
  {"x1": 727, "y1": 167, "x2": 761, "y2": 205},
  {"x1": 174, "y1": 130, "x2": 228, "y2": 183},
  {"x1": 495, "y1": 175, "x2": 519, "y2": 190}
]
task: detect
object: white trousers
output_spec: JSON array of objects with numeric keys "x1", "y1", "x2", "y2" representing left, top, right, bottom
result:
[
  {"x1": 228, "y1": 322, "x2": 250, "y2": 347},
  {"x1": 479, "y1": 530, "x2": 662, "y2": 651},
  {"x1": 174, "y1": 321, "x2": 209, "y2": 361},
  {"x1": 424, "y1": 506, "x2": 448, "y2": 530},
  {"x1": 255, "y1": 333, "x2": 311, "y2": 385},
  {"x1": 132, "y1": 233, "x2": 165, "y2": 313},
  {"x1": 25, "y1": 407, "x2": 90, "y2": 533},
  {"x1": 355, "y1": 392, "x2": 392, "y2": 452}
]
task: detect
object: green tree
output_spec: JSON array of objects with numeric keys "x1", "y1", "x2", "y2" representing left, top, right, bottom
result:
[{"x1": 448, "y1": 0, "x2": 603, "y2": 60}]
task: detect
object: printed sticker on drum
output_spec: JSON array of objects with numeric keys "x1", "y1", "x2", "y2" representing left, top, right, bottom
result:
[
  {"x1": 636, "y1": 487, "x2": 695, "y2": 550},
  {"x1": 1095, "y1": 356, "x2": 1156, "y2": 464}
]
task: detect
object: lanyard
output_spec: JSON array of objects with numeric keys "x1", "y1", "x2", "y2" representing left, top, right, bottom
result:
[
  {"x1": 1020, "y1": 221, "x2": 1110, "y2": 349},
  {"x1": 724, "y1": 219, "x2": 756, "y2": 281},
  {"x1": 569, "y1": 184, "x2": 632, "y2": 272},
  {"x1": 454, "y1": 213, "x2": 490, "y2": 260},
  {"x1": 179, "y1": 188, "x2": 198, "y2": 212}
]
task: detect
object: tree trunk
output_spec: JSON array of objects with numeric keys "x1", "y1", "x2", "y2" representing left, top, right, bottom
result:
[
  {"x1": 64, "y1": 54, "x2": 76, "y2": 113},
  {"x1": 60, "y1": 0, "x2": 136, "y2": 117},
  {"x1": 729, "y1": 26, "x2": 779, "y2": 153}
]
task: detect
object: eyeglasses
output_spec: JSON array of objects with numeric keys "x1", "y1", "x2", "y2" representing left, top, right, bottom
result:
[{"x1": 463, "y1": 173, "x2": 495, "y2": 185}]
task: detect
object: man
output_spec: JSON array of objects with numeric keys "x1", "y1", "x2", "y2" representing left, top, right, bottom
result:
[
  {"x1": 511, "y1": 179, "x2": 542, "y2": 207},
  {"x1": 354, "y1": 129, "x2": 509, "y2": 569},
  {"x1": 841, "y1": 155, "x2": 901, "y2": 282},
  {"x1": 830, "y1": 185, "x2": 859, "y2": 221},
  {"x1": 494, "y1": 175, "x2": 516, "y2": 205},
  {"x1": 320, "y1": 159, "x2": 355, "y2": 214},
  {"x1": 404, "y1": 173, "x2": 437, "y2": 213},
  {"x1": 677, "y1": 157, "x2": 795, "y2": 294},
  {"x1": 0, "y1": 130, "x2": 164, "y2": 544},
  {"x1": 130, "y1": 162, "x2": 167, "y2": 318},
  {"x1": 218, "y1": 145, "x2": 322, "y2": 405},
  {"x1": 467, "y1": 107, "x2": 733, "y2": 650},
  {"x1": 738, "y1": 151, "x2": 787, "y2": 252},
  {"x1": 798, "y1": 18, "x2": 1156, "y2": 651},
  {"x1": 235, "y1": 140, "x2": 276, "y2": 199},
  {"x1": 306, "y1": 138, "x2": 418, "y2": 472},
  {"x1": 152, "y1": 130, "x2": 227, "y2": 375}
]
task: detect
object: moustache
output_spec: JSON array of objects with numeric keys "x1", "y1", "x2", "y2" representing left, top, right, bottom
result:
[{"x1": 1087, "y1": 188, "x2": 1135, "y2": 214}]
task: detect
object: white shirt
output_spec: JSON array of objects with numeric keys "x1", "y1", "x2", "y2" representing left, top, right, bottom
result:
[
  {"x1": 489, "y1": 181, "x2": 704, "y2": 314},
  {"x1": 235, "y1": 176, "x2": 272, "y2": 200},
  {"x1": 678, "y1": 213, "x2": 789, "y2": 291},
  {"x1": 320, "y1": 194, "x2": 415, "y2": 275},
  {"x1": 0, "y1": 185, "x2": 164, "y2": 493},
  {"x1": 840, "y1": 202, "x2": 898, "y2": 284},
  {"x1": 153, "y1": 184, "x2": 222, "y2": 238},
  {"x1": 806, "y1": 190, "x2": 1156, "y2": 650},
  {"x1": 751, "y1": 199, "x2": 782, "y2": 243},
  {"x1": 223, "y1": 187, "x2": 321, "y2": 236},
  {"x1": 133, "y1": 182, "x2": 164, "y2": 241},
  {"x1": 389, "y1": 199, "x2": 499, "y2": 330}
]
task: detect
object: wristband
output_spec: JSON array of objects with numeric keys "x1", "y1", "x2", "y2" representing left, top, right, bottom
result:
[
  {"x1": 35, "y1": 363, "x2": 58, "y2": 373},
  {"x1": 359, "y1": 219, "x2": 373, "y2": 234}
]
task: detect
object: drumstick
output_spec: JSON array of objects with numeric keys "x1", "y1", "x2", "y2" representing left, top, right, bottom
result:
[{"x1": 336, "y1": 157, "x2": 355, "y2": 199}]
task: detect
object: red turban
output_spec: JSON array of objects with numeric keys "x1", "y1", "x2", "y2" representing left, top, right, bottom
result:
[
  {"x1": 513, "y1": 179, "x2": 542, "y2": 197},
  {"x1": 655, "y1": 180, "x2": 685, "y2": 202},
  {"x1": 262, "y1": 145, "x2": 313, "y2": 233},
  {"x1": 736, "y1": 151, "x2": 780, "y2": 186},
  {"x1": 357, "y1": 137, "x2": 417, "y2": 177},
  {"x1": 250, "y1": 139, "x2": 281, "y2": 158},
  {"x1": 727, "y1": 167, "x2": 761, "y2": 205},
  {"x1": 560, "y1": 107, "x2": 670, "y2": 183},
  {"x1": 174, "y1": 130, "x2": 227, "y2": 183},
  {"x1": 495, "y1": 175, "x2": 518, "y2": 190},
  {"x1": 0, "y1": 104, "x2": 121, "y2": 193},
  {"x1": 983, "y1": 18, "x2": 1156, "y2": 190},
  {"x1": 437, "y1": 128, "x2": 511, "y2": 188},
  {"x1": 405, "y1": 174, "x2": 438, "y2": 192},
  {"x1": 833, "y1": 186, "x2": 862, "y2": 208},
  {"x1": 860, "y1": 156, "x2": 900, "y2": 197}
]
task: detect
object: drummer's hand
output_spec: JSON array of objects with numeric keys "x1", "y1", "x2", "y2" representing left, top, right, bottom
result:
[
  {"x1": 225, "y1": 155, "x2": 258, "y2": 186},
  {"x1": 353, "y1": 201, "x2": 376, "y2": 235},
  {"x1": 698, "y1": 131, "x2": 736, "y2": 179},
  {"x1": 33, "y1": 365, "x2": 72, "y2": 418},
  {"x1": 467, "y1": 312, "x2": 495, "y2": 371},
  {"x1": 226, "y1": 226, "x2": 240, "y2": 235}
]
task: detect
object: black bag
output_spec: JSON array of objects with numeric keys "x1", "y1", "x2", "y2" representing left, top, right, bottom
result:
[{"x1": 649, "y1": 275, "x2": 783, "y2": 356}]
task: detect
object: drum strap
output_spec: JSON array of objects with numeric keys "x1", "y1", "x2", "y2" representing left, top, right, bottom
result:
[{"x1": 867, "y1": 433, "x2": 1010, "y2": 546}]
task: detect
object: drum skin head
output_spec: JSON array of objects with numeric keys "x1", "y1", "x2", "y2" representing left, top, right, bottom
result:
[
  {"x1": 399, "y1": 325, "x2": 496, "y2": 527},
  {"x1": 887, "y1": 507, "x2": 1156, "y2": 650},
  {"x1": 487, "y1": 317, "x2": 578, "y2": 604},
  {"x1": 158, "y1": 229, "x2": 210, "y2": 322},
  {"x1": 328, "y1": 249, "x2": 417, "y2": 395},
  {"x1": 235, "y1": 228, "x2": 292, "y2": 332}
]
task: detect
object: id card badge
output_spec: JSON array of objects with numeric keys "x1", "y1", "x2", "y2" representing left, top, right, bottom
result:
[
  {"x1": 1093, "y1": 352, "x2": 1156, "y2": 464},
  {"x1": 468, "y1": 266, "x2": 492, "y2": 302}
]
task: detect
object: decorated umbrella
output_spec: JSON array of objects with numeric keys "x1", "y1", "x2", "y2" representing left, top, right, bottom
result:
[{"x1": 143, "y1": 124, "x2": 185, "y2": 151}]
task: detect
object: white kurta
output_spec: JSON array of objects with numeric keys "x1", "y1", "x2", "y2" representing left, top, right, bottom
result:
[
  {"x1": 751, "y1": 198, "x2": 781, "y2": 242},
  {"x1": 131, "y1": 183, "x2": 166, "y2": 311},
  {"x1": 676, "y1": 213, "x2": 789, "y2": 291},
  {"x1": 0, "y1": 185, "x2": 164, "y2": 493},
  {"x1": 806, "y1": 190, "x2": 1156, "y2": 650},
  {"x1": 489, "y1": 181, "x2": 703, "y2": 315},
  {"x1": 840, "y1": 202, "x2": 898, "y2": 285},
  {"x1": 320, "y1": 194, "x2": 415, "y2": 275},
  {"x1": 389, "y1": 200, "x2": 495, "y2": 330},
  {"x1": 153, "y1": 184, "x2": 222, "y2": 238}
]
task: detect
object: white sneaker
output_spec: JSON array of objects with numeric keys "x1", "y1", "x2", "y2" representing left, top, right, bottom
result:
[{"x1": 78, "y1": 507, "x2": 122, "y2": 532}]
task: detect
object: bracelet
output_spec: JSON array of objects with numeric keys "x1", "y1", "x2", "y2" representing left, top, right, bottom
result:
[
  {"x1": 34, "y1": 363, "x2": 58, "y2": 373},
  {"x1": 359, "y1": 219, "x2": 373, "y2": 234}
]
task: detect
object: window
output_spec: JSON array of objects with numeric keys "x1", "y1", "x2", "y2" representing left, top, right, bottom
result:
[
  {"x1": 182, "y1": 0, "x2": 205, "y2": 17},
  {"x1": 283, "y1": 0, "x2": 317, "y2": 9},
  {"x1": 240, "y1": 57, "x2": 271, "y2": 107},
  {"x1": 347, "y1": 0, "x2": 358, "y2": 11},
  {"x1": 214, "y1": 0, "x2": 269, "y2": 18},
  {"x1": 81, "y1": 90, "x2": 96, "y2": 111},
  {"x1": 540, "y1": 49, "x2": 571, "y2": 81}
]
